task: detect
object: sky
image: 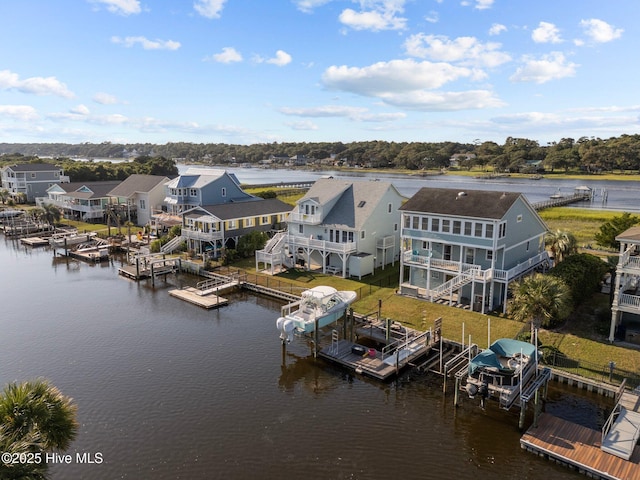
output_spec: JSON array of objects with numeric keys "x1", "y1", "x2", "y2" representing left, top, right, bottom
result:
[{"x1": 0, "y1": 0, "x2": 638, "y2": 146}]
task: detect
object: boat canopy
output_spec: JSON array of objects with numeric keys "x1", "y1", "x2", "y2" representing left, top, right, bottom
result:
[{"x1": 469, "y1": 338, "x2": 537, "y2": 375}]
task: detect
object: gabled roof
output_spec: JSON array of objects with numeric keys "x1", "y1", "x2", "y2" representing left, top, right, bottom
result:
[
  {"x1": 184, "y1": 198, "x2": 291, "y2": 221},
  {"x1": 51, "y1": 181, "x2": 122, "y2": 199},
  {"x1": 400, "y1": 187, "x2": 522, "y2": 220},
  {"x1": 4, "y1": 163, "x2": 61, "y2": 172},
  {"x1": 165, "y1": 168, "x2": 241, "y2": 189},
  {"x1": 616, "y1": 226, "x2": 640, "y2": 243},
  {"x1": 299, "y1": 178, "x2": 402, "y2": 230},
  {"x1": 107, "y1": 174, "x2": 169, "y2": 197}
]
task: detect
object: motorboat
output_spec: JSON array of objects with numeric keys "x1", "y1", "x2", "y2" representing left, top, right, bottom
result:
[
  {"x1": 276, "y1": 286, "x2": 357, "y2": 341},
  {"x1": 49, "y1": 231, "x2": 96, "y2": 248},
  {"x1": 465, "y1": 338, "x2": 539, "y2": 409}
]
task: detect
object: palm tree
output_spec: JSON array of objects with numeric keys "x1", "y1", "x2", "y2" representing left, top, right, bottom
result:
[
  {"x1": 40, "y1": 203, "x2": 62, "y2": 228},
  {"x1": 509, "y1": 273, "x2": 572, "y2": 330},
  {"x1": 0, "y1": 379, "x2": 77, "y2": 479},
  {"x1": 545, "y1": 229, "x2": 578, "y2": 264}
]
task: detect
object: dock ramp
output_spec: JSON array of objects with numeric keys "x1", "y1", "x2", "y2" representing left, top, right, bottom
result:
[{"x1": 602, "y1": 387, "x2": 640, "y2": 460}]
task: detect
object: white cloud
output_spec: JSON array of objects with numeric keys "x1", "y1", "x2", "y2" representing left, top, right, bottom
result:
[
  {"x1": 286, "y1": 120, "x2": 319, "y2": 131},
  {"x1": 425, "y1": 11, "x2": 439, "y2": 23},
  {"x1": 532, "y1": 21, "x2": 562, "y2": 43},
  {"x1": 510, "y1": 52, "x2": 578, "y2": 84},
  {"x1": 580, "y1": 18, "x2": 623, "y2": 43},
  {"x1": 206, "y1": 47, "x2": 243, "y2": 63},
  {"x1": 194, "y1": 0, "x2": 227, "y2": 19},
  {"x1": 70, "y1": 104, "x2": 91, "y2": 115},
  {"x1": 93, "y1": 92, "x2": 119, "y2": 104},
  {"x1": 0, "y1": 105, "x2": 39, "y2": 121},
  {"x1": 339, "y1": 8, "x2": 406, "y2": 31},
  {"x1": 89, "y1": 0, "x2": 141, "y2": 16},
  {"x1": 322, "y1": 59, "x2": 473, "y2": 95},
  {"x1": 280, "y1": 105, "x2": 406, "y2": 122},
  {"x1": 0, "y1": 70, "x2": 74, "y2": 98},
  {"x1": 403, "y1": 34, "x2": 511, "y2": 68},
  {"x1": 111, "y1": 36, "x2": 181, "y2": 50},
  {"x1": 293, "y1": 0, "x2": 332, "y2": 13},
  {"x1": 381, "y1": 90, "x2": 505, "y2": 111},
  {"x1": 489, "y1": 23, "x2": 506, "y2": 36},
  {"x1": 267, "y1": 50, "x2": 292, "y2": 66},
  {"x1": 471, "y1": 0, "x2": 494, "y2": 10}
]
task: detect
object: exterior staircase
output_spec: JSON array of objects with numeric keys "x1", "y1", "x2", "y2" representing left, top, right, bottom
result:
[
  {"x1": 161, "y1": 235, "x2": 184, "y2": 253},
  {"x1": 429, "y1": 266, "x2": 478, "y2": 302}
]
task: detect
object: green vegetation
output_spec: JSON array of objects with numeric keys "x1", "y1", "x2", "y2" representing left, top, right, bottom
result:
[
  {"x1": 0, "y1": 379, "x2": 78, "y2": 480},
  {"x1": 539, "y1": 208, "x2": 622, "y2": 248}
]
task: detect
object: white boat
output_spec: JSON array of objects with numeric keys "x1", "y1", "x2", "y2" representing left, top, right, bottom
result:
[
  {"x1": 465, "y1": 338, "x2": 539, "y2": 409},
  {"x1": 49, "y1": 231, "x2": 96, "y2": 248},
  {"x1": 276, "y1": 286, "x2": 357, "y2": 341},
  {"x1": 73, "y1": 242, "x2": 110, "y2": 261}
]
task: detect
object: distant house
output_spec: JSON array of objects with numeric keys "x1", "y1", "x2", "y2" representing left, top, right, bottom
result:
[
  {"x1": 162, "y1": 168, "x2": 255, "y2": 215},
  {"x1": 257, "y1": 178, "x2": 403, "y2": 278},
  {"x1": 107, "y1": 174, "x2": 169, "y2": 227},
  {"x1": 449, "y1": 153, "x2": 476, "y2": 169},
  {"x1": 609, "y1": 226, "x2": 640, "y2": 343},
  {"x1": 1, "y1": 163, "x2": 68, "y2": 202},
  {"x1": 43, "y1": 181, "x2": 122, "y2": 222},
  {"x1": 181, "y1": 198, "x2": 291, "y2": 258},
  {"x1": 399, "y1": 188, "x2": 550, "y2": 313}
]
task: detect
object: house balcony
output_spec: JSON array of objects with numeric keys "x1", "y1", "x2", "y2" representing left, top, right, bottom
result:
[
  {"x1": 288, "y1": 234, "x2": 357, "y2": 254},
  {"x1": 288, "y1": 212, "x2": 322, "y2": 224},
  {"x1": 402, "y1": 250, "x2": 550, "y2": 284},
  {"x1": 182, "y1": 229, "x2": 224, "y2": 242},
  {"x1": 618, "y1": 248, "x2": 640, "y2": 273}
]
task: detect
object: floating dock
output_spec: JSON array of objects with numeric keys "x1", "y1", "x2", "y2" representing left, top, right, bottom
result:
[
  {"x1": 168, "y1": 287, "x2": 228, "y2": 309},
  {"x1": 20, "y1": 236, "x2": 51, "y2": 247},
  {"x1": 521, "y1": 413, "x2": 640, "y2": 480}
]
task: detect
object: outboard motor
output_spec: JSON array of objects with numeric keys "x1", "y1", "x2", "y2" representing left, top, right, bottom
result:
[{"x1": 276, "y1": 317, "x2": 295, "y2": 344}]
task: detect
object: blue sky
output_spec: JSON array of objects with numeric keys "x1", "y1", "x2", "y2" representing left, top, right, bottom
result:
[{"x1": 0, "y1": 0, "x2": 637, "y2": 146}]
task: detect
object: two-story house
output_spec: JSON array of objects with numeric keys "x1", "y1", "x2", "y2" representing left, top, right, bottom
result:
[
  {"x1": 107, "y1": 174, "x2": 170, "y2": 227},
  {"x1": 180, "y1": 198, "x2": 291, "y2": 258},
  {"x1": 1, "y1": 163, "x2": 68, "y2": 202},
  {"x1": 162, "y1": 168, "x2": 254, "y2": 215},
  {"x1": 258, "y1": 178, "x2": 403, "y2": 278},
  {"x1": 609, "y1": 226, "x2": 640, "y2": 343},
  {"x1": 43, "y1": 181, "x2": 122, "y2": 222},
  {"x1": 399, "y1": 188, "x2": 549, "y2": 313}
]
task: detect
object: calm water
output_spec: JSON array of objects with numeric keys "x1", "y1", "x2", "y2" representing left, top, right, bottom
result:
[
  {"x1": 0, "y1": 238, "x2": 611, "y2": 479},
  {"x1": 184, "y1": 165, "x2": 640, "y2": 213}
]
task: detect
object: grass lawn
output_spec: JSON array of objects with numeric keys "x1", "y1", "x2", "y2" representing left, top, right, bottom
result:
[{"x1": 539, "y1": 207, "x2": 621, "y2": 249}]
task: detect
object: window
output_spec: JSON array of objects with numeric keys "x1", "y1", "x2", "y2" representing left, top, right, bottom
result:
[
  {"x1": 139, "y1": 199, "x2": 146, "y2": 210},
  {"x1": 517, "y1": 214, "x2": 523, "y2": 223},
  {"x1": 464, "y1": 222, "x2": 472, "y2": 236},
  {"x1": 361, "y1": 230, "x2": 365, "y2": 239},
  {"x1": 421, "y1": 217, "x2": 429, "y2": 230},
  {"x1": 299, "y1": 224, "x2": 304, "y2": 234},
  {"x1": 227, "y1": 220, "x2": 237, "y2": 230},
  {"x1": 431, "y1": 271, "x2": 440, "y2": 279},
  {"x1": 221, "y1": 187, "x2": 226, "y2": 197},
  {"x1": 486, "y1": 250, "x2": 493, "y2": 261},
  {"x1": 422, "y1": 241, "x2": 428, "y2": 249},
  {"x1": 442, "y1": 219, "x2": 450, "y2": 233},
  {"x1": 394, "y1": 223, "x2": 398, "y2": 231},
  {"x1": 245, "y1": 217, "x2": 254, "y2": 227},
  {"x1": 388, "y1": 203, "x2": 392, "y2": 213},
  {"x1": 444, "y1": 245, "x2": 452, "y2": 261},
  {"x1": 453, "y1": 221, "x2": 461, "y2": 235},
  {"x1": 404, "y1": 215, "x2": 410, "y2": 228},
  {"x1": 190, "y1": 188, "x2": 197, "y2": 197},
  {"x1": 498, "y1": 222, "x2": 507, "y2": 238},
  {"x1": 357, "y1": 200, "x2": 366, "y2": 208},
  {"x1": 526, "y1": 241, "x2": 530, "y2": 251},
  {"x1": 485, "y1": 224, "x2": 493, "y2": 238},
  {"x1": 432, "y1": 218, "x2": 440, "y2": 232},
  {"x1": 31, "y1": 173, "x2": 36, "y2": 178},
  {"x1": 261, "y1": 216, "x2": 269, "y2": 224},
  {"x1": 474, "y1": 223, "x2": 483, "y2": 237},
  {"x1": 412, "y1": 216, "x2": 419, "y2": 229}
]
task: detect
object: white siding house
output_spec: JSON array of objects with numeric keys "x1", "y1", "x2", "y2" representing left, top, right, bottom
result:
[{"x1": 609, "y1": 226, "x2": 640, "y2": 343}]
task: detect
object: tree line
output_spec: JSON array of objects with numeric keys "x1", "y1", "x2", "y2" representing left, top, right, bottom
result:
[{"x1": 2, "y1": 133, "x2": 640, "y2": 173}]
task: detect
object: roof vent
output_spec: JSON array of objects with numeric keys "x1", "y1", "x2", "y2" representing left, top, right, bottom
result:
[{"x1": 457, "y1": 191, "x2": 467, "y2": 198}]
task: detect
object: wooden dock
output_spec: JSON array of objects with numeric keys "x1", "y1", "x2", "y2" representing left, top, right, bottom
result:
[
  {"x1": 20, "y1": 236, "x2": 51, "y2": 247},
  {"x1": 520, "y1": 413, "x2": 640, "y2": 480},
  {"x1": 168, "y1": 287, "x2": 228, "y2": 309}
]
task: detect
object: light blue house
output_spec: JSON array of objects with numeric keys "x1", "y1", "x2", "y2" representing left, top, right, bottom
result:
[
  {"x1": 609, "y1": 226, "x2": 640, "y2": 343},
  {"x1": 163, "y1": 168, "x2": 255, "y2": 215},
  {"x1": 1, "y1": 163, "x2": 67, "y2": 202},
  {"x1": 399, "y1": 188, "x2": 550, "y2": 313},
  {"x1": 257, "y1": 178, "x2": 403, "y2": 278}
]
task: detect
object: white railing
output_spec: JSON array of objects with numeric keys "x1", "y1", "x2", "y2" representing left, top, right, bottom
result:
[
  {"x1": 620, "y1": 249, "x2": 640, "y2": 271},
  {"x1": 181, "y1": 229, "x2": 224, "y2": 242},
  {"x1": 288, "y1": 234, "x2": 357, "y2": 254},
  {"x1": 288, "y1": 212, "x2": 322, "y2": 224},
  {"x1": 430, "y1": 267, "x2": 478, "y2": 300},
  {"x1": 619, "y1": 293, "x2": 640, "y2": 309},
  {"x1": 503, "y1": 251, "x2": 550, "y2": 281},
  {"x1": 161, "y1": 235, "x2": 184, "y2": 253}
]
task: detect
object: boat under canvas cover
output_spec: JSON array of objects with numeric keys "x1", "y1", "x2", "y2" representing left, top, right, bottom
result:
[{"x1": 469, "y1": 338, "x2": 537, "y2": 376}]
